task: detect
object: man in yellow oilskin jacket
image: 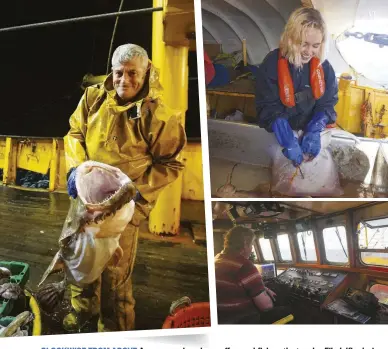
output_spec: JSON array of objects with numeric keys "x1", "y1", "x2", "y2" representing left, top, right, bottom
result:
[{"x1": 63, "y1": 43, "x2": 187, "y2": 332}]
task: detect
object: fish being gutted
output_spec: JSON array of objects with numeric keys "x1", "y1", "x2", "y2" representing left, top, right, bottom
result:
[
  {"x1": 37, "y1": 161, "x2": 137, "y2": 310},
  {"x1": 271, "y1": 130, "x2": 343, "y2": 197}
]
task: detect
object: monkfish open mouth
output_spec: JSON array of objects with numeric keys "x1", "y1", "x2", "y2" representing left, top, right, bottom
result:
[{"x1": 75, "y1": 161, "x2": 133, "y2": 206}]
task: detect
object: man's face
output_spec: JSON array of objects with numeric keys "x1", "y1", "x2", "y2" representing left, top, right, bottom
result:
[
  {"x1": 243, "y1": 238, "x2": 254, "y2": 259},
  {"x1": 112, "y1": 57, "x2": 148, "y2": 103}
]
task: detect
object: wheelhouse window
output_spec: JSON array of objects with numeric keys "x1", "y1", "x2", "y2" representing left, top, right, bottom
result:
[
  {"x1": 322, "y1": 226, "x2": 349, "y2": 264},
  {"x1": 358, "y1": 218, "x2": 388, "y2": 267},
  {"x1": 250, "y1": 245, "x2": 258, "y2": 263},
  {"x1": 297, "y1": 231, "x2": 317, "y2": 262},
  {"x1": 259, "y1": 237, "x2": 274, "y2": 261},
  {"x1": 277, "y1": 233, "x2": 292, "y2": 262}
]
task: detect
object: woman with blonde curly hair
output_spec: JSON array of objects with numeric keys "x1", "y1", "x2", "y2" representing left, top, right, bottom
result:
[{"x1": 256, "y1": 7, "x2": 338, "y2": 167}]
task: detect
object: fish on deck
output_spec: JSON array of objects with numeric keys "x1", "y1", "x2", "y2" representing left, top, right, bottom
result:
[{"x1": 36, "y1": 161, "x2": 137, "y2": 311}]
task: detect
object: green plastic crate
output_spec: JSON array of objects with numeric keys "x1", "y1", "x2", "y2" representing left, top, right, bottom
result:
[{"x1": 0, "y1": 261, "x2": 30, "y2": 316}]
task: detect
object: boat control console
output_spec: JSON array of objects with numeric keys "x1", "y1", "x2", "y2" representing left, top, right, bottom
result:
[{"x1": 273, "y1": 267, "x2": 348, "y2": 306}]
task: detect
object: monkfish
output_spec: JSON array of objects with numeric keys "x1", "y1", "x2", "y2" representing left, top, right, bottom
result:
[{"x1": 36, "y1": 161, "x2": 137, "y2": 312}]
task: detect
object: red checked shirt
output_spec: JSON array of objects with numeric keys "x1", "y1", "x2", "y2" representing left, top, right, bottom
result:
[{"x1": 215, "y1": 250, "x2": 266, "y2": 324}]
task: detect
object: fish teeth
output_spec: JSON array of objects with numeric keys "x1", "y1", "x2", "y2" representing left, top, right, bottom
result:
[{"x1": 98, "y1": 187, "x2": 121, "y2": 204}]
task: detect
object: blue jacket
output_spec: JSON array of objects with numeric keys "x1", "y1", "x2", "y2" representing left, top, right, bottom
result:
[{"x1": 255, "y1": 48, "x2": 338, "y2": 132}]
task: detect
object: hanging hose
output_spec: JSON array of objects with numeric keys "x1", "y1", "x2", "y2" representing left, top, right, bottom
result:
[{"x1": 106, "y1": 0, "x2": 125, "y2": 75}]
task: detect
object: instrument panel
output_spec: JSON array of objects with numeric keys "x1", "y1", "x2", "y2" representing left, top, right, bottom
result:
[{"x1": 274, "y1": 267, "x2": 348, "y2": 306}]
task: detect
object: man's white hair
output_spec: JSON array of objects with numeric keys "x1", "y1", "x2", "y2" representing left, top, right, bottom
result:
[{"x1": 111, "y1": 43, "x2": 149, "y2": 69}]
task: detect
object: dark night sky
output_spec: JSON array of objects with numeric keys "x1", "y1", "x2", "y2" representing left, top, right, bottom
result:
[{"x1": 0, "y1": 0, "x2": 200, "y2": 138}]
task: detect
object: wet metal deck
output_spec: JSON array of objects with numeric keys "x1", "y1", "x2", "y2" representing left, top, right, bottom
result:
[{"x1": 0, "y1": 186, "x2": 209, "y2": 333}]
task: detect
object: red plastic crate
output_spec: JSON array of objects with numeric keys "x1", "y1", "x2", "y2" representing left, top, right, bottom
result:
[{"x1": 162, "y1": 298, "x2": 210, "y2": 329}]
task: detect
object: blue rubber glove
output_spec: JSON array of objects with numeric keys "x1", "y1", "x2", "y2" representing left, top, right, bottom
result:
[
  {"x1": 301, "y1": 111, "x2": 329, "y2": 158},
  {"x1": 272, "y1": 118, "x2": 303, "y2": 167},
  {"x1": 66, "y1": 167, "x2": 78, "y2": 199}
]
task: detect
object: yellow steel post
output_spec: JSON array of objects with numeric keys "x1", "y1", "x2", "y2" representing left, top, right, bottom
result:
[
  {"x1": 181, "y1": 142, "x2": 204, "y2": 201},
  {"x1": 0, "y1": 138, "x2": 6, "y2": 171},
  {"x1": 149, "y1": 45, "x2": 189, "y2": 235},
  {"x1": 335, "y1": 73, "x2": 353, "y2": 131},
  {"x1": 149, "y1": 0, "x2": 191, "y2": 235},
  {"x1": 162, "y1": 45, "x2": 189, "y2": 120},
  {"x1": 152, "y1": 0, "x2": 166, "y2": 85},
  {"x1": 49, "y1": 139, "x2": 59, "y2": 192},
  {"x1": 3, "y1": 137, "x2": 16, "y2": 185}
]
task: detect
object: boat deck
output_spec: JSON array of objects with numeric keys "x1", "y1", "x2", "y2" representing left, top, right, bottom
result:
[{"x1": 0, "y1": 186, "x2": 209, "y2": 333}]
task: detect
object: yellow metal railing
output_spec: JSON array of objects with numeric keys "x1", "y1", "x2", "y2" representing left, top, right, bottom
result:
[
  {"x1": 336, "y1": 74, "x2": 388, "y2": 138},
  {"x1": 0, "y1": 136, "x2": 203, "y2": 198}
]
